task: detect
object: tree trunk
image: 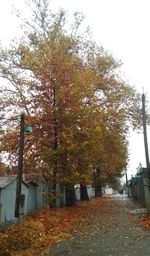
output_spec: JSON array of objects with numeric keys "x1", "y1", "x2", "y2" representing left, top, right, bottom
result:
[
  {"x1": 65, "y1": 185, "x2": 77, "y2": 207},
  {"x1": 51, "y1": 86, "x2": 58, "y2": 208},
  {"x1": 80, "y1": 181, "x2": 89, "y2": 201},
  {"x1": 95, "y1": 184, "x2": 102, "y2": 197},
  {"x1": 94, "y1": 168, "x2": 102, "y2": 197}
]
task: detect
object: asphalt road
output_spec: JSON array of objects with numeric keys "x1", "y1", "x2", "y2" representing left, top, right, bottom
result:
[{"x1": 44, "y1": 194, "x2": 150, "y2": 256}]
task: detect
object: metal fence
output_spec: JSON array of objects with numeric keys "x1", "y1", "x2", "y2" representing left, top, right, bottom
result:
[{"x1": 129, "y1": 175, "x2": 145, "y2": 206}]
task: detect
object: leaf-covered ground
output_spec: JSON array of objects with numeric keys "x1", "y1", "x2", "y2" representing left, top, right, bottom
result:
[
  {"x1": 139, "y1": 215, "x2": 150, "y2": 229},
  {"x1": 0, "y1": 198, "x2": 105, "y2": 256},
  {"x1": 0, "y1": 196, "x2": 150, "y2": 256}
]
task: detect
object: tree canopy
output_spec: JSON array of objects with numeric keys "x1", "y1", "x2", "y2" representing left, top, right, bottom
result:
[{"x1": 0, "y1": 0, "x2": 142, "y2": 188}]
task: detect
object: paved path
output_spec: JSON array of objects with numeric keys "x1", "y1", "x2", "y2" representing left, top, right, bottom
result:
[{"x1": 45, "y1": 195, "x2": 150, "y2": 256}]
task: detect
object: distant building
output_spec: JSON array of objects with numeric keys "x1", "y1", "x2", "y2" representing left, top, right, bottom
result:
[{"x1": 104, "y1": 185, "x2": 113, "y2": 195}]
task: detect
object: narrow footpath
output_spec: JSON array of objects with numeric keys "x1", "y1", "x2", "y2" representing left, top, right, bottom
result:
[{"x1": 44, "y1": 194, "x2": 150, "y2": 256}]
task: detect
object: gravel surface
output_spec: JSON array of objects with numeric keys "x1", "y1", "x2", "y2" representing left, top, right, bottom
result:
[{"x1": 44, "y1": 195, "x2": 150, "y2": 256}]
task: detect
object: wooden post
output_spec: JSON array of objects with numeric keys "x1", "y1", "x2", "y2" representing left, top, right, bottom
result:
[{"x1": 125, "y1": 168, "x2": 129, "y2": 197}]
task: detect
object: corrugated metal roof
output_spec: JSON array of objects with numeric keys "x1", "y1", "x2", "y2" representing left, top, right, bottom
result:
[{"x1": 0, "y1": 175, "x2": 17, "y2": 189}]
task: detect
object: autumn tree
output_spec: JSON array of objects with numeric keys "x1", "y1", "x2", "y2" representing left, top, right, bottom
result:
[{"x1": 0, "y1": 0, "x2": 142, "y2": 205}]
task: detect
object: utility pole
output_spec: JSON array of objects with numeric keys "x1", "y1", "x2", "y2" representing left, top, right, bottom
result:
[
  {"x1": 142, "y1": 93, "x2": 150, "y2": 169},
  {"x1": 15, "y1": 113, "x2": 25, "y2": 219},
  {"x1": 124, "y1": 168, "x2": 129, "y2": 197}
]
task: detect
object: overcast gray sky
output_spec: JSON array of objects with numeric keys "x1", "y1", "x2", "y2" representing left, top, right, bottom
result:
[{"x1": 1, "y1": 0, "x2": 150, "y2": 178}]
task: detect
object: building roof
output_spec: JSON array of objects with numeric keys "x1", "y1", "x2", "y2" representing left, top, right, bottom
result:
[
  {"x1": 0, "y1": 175, "x2": 16, "y2": 189},
  {"x1": 23, "y1": 173, "x2": 48, "y2": 183},
  {"x1": 0, "y1": 175, "x2": 29, "y2": 189},
  {"x1": 26, "y1": 180, "x2": 39, "y2": 186}
]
